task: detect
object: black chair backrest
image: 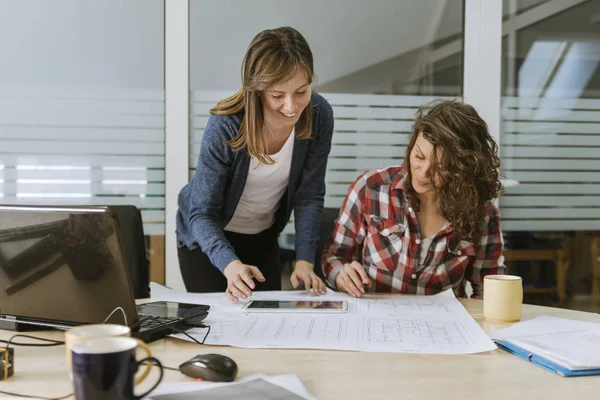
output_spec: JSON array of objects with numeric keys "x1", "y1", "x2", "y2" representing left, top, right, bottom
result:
[
  {"x1": 108, "y1": 205, "x2": 149, "y2": 299},
  {"x1": 314, "y1": 207, "x2": 341, "y2": 280}
]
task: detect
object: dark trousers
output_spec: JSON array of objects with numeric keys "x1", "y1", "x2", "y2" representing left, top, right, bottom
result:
[{"x1": 178, "y1": 228, "x2": 282, "y2": 293}]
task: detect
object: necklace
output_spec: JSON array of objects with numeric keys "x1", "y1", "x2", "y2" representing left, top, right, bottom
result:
[{"x1": 263, "y1": 122, "x2": 280, "y2": 140}]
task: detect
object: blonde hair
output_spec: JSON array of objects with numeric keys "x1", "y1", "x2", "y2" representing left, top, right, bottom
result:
[{"x1": 210, "y1": 27, "x2": 314, "y2": 164}]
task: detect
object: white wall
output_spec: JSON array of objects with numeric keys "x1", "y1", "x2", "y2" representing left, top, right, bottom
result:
[
  {"x1": 0, "y1": 0, "x2": 163, "y2": 88},
  {"x1": 190, "y1": 0, "x2": 462, "y2": 90}
]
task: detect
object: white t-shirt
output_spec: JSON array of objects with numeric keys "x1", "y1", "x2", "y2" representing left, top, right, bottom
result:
[
  {"x1": 418, "y1": 222, "x2": 450, "y2": 266},
  {"x1": 419, "y1": 236, "x2": 434, "y2": 266},
  {"x1": 224, "y1": 129, "x2": 295, "y2": 234}
]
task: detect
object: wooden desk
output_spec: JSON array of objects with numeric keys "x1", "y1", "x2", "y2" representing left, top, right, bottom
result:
[{"x1": 2, "y1": 300, "x2": 600, "y2": 400}]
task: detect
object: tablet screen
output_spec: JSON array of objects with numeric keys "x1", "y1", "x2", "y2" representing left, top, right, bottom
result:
[{"x1": 244, "y1": 300, "x2": 347, "y2": 311}]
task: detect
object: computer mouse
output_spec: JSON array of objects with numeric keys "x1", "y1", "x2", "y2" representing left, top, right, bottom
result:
[{"x1": 178, "y1": 353, "x2": 238, "y2": 382}]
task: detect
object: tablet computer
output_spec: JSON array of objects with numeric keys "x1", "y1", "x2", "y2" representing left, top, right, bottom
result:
[{"x1": 242, "y1": 300, "x2": 348, "y2": 313}]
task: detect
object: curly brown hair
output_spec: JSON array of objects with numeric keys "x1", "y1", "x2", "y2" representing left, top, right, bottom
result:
[{"x1": 404, "y1": 100, "x2": 502, "y2": 242}]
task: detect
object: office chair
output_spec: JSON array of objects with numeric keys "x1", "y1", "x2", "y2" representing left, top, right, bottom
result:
[
  {"x1": 108, "y1": 205, "x2": 150, "y2": 299},
  {"x1": 592, "y1": 237, "x2": 600, "y2": 305},
  {"x1": 313, "y1": 207, "x2": 341, "y2": 281},
  {"x1": 279, "y1": 207, "x2": 341, "y2": 283}
]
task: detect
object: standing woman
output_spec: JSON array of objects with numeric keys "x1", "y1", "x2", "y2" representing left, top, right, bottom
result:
[{"x1": 176, "y1": 27, "x2": 333, "y2": 301}]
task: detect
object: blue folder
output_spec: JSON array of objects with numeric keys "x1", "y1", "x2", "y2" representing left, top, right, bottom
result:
[{"x1": 495, "y1": 340, "x2": 600, "y2": 377}]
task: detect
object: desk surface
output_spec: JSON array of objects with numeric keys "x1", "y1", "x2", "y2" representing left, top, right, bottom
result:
[{"x1": 2, "y1": 299, "x2": 600, "y2": 400}]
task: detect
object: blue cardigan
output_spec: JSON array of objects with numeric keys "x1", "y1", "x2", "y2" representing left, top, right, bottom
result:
[{"x1": 176, "y1": 92, "x2": 334, "y2": 273}]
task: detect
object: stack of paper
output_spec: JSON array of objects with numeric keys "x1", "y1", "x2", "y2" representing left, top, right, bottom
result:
[
  {"x1": 148, "y1": 374, "x2": 317, "y2": 400},
  {"x1": 491, "y1": 316, "x2": 600, "y2": 376},
  {"x1": 150, "y1": 283, "x2": 497, "y2": 355}
]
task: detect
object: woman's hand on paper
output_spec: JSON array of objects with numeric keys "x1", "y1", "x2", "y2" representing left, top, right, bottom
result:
[
  {"x1": 290, "y1": 260, "x2": 327, "y2": 294},
  {"x1": 336, "y1": 261, "x2": 371, "y2": 297},
  {"x1": 223, "y1": 260, "x2": 265, "y2": 302}
]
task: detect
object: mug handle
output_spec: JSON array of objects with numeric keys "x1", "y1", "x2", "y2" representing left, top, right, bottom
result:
[
  {"x1": 133, "y1": 339, "x2": 153, "y2": 385},
  {"x1": 134, "y1": 357, "x2": 164, "y2": 400}
]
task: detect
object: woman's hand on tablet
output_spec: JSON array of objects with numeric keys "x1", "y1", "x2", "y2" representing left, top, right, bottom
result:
[
  {"x1": 290, "y1": 261, "x2": 327, "y2": 294},
  {"x1": 224, "y1": 260, "x2": 265, "y2": 302}
]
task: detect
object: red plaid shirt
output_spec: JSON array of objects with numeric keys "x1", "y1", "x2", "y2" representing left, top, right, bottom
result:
[{"x1": 322, "y1": 165, "x2": 505, "y2": 298}]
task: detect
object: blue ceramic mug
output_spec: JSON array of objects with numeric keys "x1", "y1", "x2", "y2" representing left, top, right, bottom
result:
[{"x1": 71, "y1": 337, "x2": 163, "y2": 400}]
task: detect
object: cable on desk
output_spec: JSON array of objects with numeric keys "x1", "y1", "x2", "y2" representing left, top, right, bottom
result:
[
  {"x1": 0, "y1": 390, "x2": 73, "y2": 400},
  {"x1": 0, "y1": 307, "x2": 126, "y2": 397},
  {"x1": 140, "y1": 359, "x2": 179, "y2": 371},
  {"x1": 171, "y1": 324, "x2": 211, "y2": 346},
  {"x1": 0, "y1": 321, "x2": 208, "y2": 396},
  {"x1": 2, "y1": 334, "x2": 65, "y2": 380},
  {"x1": 102, "y1": 306, "x2": 127, "y2": 326},
  {"x1": 0, "y1": 334, "x2": 64, "y2": 347},
  {"x1": 1, "y1": 334, "x2": 71, "y2": 398}
]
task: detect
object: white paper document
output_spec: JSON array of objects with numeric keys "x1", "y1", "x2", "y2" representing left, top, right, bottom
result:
[
  {"x1": 150, "y1": 283, "x2": 496, "y2": 354},
  {"x1": 491, "y1": 316, "x2": 600, "y2": 370},
  {"x1": 148, "y1": 374, "x2": 317, "y2": 400}
]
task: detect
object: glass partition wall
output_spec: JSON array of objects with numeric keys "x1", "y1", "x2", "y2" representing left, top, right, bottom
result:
[
  {"x1": 500, "y1": 0, "x2": 600, "y2": 302},
  {"x1": 189, "y1": 0, "x2": 465, "y2": 244},
  {"x1": 0, "y1": 0, "x2": 166, "y2": 282}
]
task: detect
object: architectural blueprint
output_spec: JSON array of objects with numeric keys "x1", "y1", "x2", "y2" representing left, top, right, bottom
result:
[{"x1": 151, "y1": 283, "x2": 496, "y2": 354}]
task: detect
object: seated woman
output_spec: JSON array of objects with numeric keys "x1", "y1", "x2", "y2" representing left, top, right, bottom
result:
[{"x1": 322, "y1": 100, "x2": 505, "y2": 298}]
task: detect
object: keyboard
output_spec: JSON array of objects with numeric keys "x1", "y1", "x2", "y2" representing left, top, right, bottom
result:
[{"x1": 138, "y1": 314, "x2": 181, "y2": 331}]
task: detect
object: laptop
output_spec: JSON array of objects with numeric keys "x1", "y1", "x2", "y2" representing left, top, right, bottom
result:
[{"x1": 0, "y1": 205, "x2": 209, "y2": 343}]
